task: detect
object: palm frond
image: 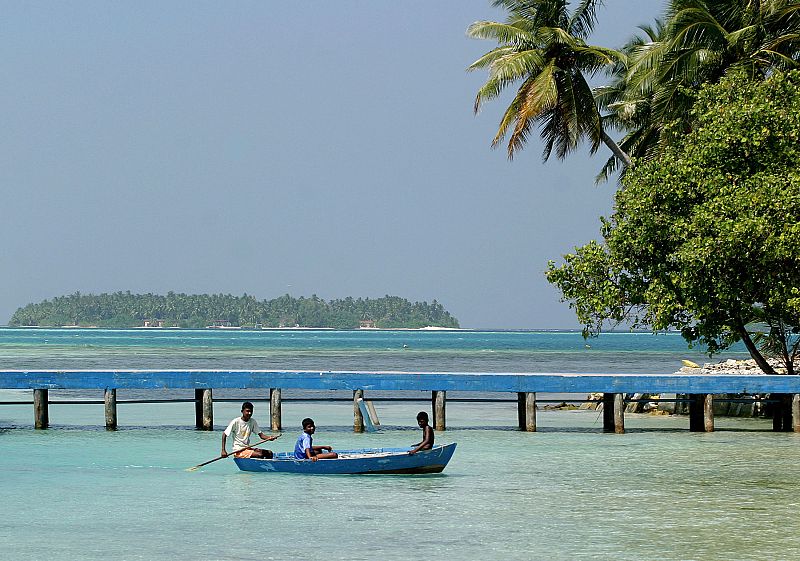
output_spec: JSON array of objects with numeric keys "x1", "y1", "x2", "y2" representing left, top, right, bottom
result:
[
  {"x1": 472, "y1": 49, "x2": 547, "y2": 113},
  {"x1": 488, "y1": 49, "x2": 547, "y2": 80},
  {"x1": 755, "y1": 46, "x2": 800, "y2": 68},
  {"x1": 466, "y1": 21, "x2": 534, "y2": 45},
  {"x1": 506, "y1": 62, "x2": 559, "y2": 158},
  {"x1": 568, "y1": 0, "x2": 604, "y2": 39},
  {"x1": 666, "y1": 8, "x2": 729, "y2": 53},
  {"x1": 573, "y1": 45, "x2": 624, "y2": 74},
  {"x1": 474, "y1": 75, "x2": 515, "y2": 113},
  {"x1": 467, "y1": 46, "x2": 517, "y2": 71},
  {"x1": 492, "y1": 89, "x2": 527, "y2": 149}
]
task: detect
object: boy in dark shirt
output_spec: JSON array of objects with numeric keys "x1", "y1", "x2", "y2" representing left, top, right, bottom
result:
[{"x1": 409, "y1": 411, "x2": 434, "y2": 454}]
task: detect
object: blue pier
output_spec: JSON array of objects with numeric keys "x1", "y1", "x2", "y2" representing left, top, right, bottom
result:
[
  {"x1": 5, "y1": 370, "x2": 800, "y2": 393},
  {"x1": 2, "y1": 370, "x2": 800, "y2": 433}
]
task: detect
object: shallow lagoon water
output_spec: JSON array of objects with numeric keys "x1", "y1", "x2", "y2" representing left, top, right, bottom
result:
[
  {"x1": 3, "y1": 329, "x2": 796, "y2": 560},
  {"x1": 3, "y1": 400, "x2": 800, "y2": 561}
]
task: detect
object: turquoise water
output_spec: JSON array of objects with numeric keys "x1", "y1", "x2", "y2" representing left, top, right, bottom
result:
[
  {"x1": 2, "y1": 402, "x2": 799, "y2": 561},
  {"x1": 0, "y1": 327, "x2": 747, "y2": 373},
  {"x1": 5, "y1": 329, "x2": 797, "y2": 561}
]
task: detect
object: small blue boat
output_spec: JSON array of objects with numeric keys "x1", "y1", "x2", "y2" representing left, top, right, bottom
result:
[{"x1": 233, "y1": 443, "x2": 457, "y2": 475}]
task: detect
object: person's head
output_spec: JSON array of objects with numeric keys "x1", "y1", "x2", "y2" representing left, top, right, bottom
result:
[
  {"x1": 416, "y1": 411, "x2": 429, "y2": 427},
  {"x1": 302, "y1": 417, "x2": 316, "y2": 434},
  {"x1": 241, "y1": 401, "x2": 254, "y2": 421}
]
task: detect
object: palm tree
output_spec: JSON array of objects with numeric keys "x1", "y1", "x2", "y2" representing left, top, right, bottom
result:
[
  {"x1": 467, "y1": 0, "x2": 631, "y2": 166},
  {"x1": 604, "y1": 0, "x2": 800, "y2": 175},
  {"x1": 593, "y1": 20, "x2": 667, "y2": 183}
]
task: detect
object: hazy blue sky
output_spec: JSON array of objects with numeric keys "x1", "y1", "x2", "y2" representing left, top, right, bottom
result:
[{"x1": 0, "y1": 1, "x2": 665, "y2": 328}]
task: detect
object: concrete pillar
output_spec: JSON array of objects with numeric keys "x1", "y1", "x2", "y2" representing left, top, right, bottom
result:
[
  {"x1": 602, "y1": 393, "x2": 624, "y2": 434},
  {"x1": 517, "y1": 392, "x2": 536, "y2": 432},
  {"x1": 270, "y1": 388, "x2": 282, "y2": 431},
  {"x1": 353, "y1": 389, "x2": 364, "y2": 433},
  {"x1": 432, "y1": 390, "x2": 446, "y2": 431},
  {"x1": 104, "y1": 388, "x2": 117, "y2": 430},
  {"x1": 792, "y1": 394, "x2": 800, "y2": 433},
  {"x1": 33, "y1": 389, "x2": 49, "y2": 430}
]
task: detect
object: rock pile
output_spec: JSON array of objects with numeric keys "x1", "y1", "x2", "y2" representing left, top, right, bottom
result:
[{"x1": 677, "y1": 357, "x2": 789, "y2": 376}]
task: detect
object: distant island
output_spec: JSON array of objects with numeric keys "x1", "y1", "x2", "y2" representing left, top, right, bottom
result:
[{"x1": 8, "y1": 292, "x2": 460, "y2": 330}]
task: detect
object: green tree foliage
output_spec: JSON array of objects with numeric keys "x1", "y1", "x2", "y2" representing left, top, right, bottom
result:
[
  {"x1": 545, "y1": 70, "x2": 800, "y2": 373},
  {"x1": 9, "y1": 292, "x2": 460, "y2": 330}
]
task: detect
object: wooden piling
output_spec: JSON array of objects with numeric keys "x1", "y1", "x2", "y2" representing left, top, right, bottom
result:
[
  {"x1": 201, "y1": 388, "x2": 213, "y2": 430},
  {"x1": 689, "y1": 393, "x2": 714, "y2": 432},
  {"x1": 33, "y1": 388, "x2": 48, "y2": 430},
  {"x1": 517, "y1": 392, "x2": 536, "y2": 431},
  {"x1": 353, "y1": 389, "x2": 364, "y2": 433},
  {"x1": 602, "y1": 393, "x2": 624, "y2": 434},
  {"x1": 104, "y1": 388, "x2": 117, "y2": 430},
  {"x1": 775, "y1": 393, "x2": 794, "y2": 432},
  {"x1": 270, "y1": 388, "x2": 282, "y2": 431},
  {"x1": 792, "y1": 394, "x2": 800, "y2": 433},
  {"x1": 689, "y1": 394, "x2": 702, "y2": 431},
  {"x1": 432, "y1": 390, "x2": 446, "y2": 431},
  {"x1": 703, "y1": 394, "x2": 714, "y2": 432},
  {"x1": 772, "y1": 393, "x2": 781, "y2": 431},
  {"x1": 194, "y1": 388, "x2": 203, "y2": 429}
]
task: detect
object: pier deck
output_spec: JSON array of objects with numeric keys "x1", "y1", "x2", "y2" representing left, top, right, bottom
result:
[
  {"x1": 4, "y1": 370, "x2": 800, "y2": 393},
  {"x1": 2, "y1": 370, "x2": 799, "y2": 433}
]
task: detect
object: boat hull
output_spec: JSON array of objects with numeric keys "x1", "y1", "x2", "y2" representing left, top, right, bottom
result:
[{"x1": 233, "y1": 443, "x2": 456, "y2": 475}]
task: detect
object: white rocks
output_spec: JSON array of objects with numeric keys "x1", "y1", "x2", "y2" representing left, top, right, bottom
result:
[{"x1": 675, "y1": 357, "x2": 790, "y2": 376}]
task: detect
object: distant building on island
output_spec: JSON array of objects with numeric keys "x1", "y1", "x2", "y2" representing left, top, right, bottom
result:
[
  {"x1": 142, "y1": 319, "x2": 165, "y2": 328},
  {"x1": 359, "y1": 319, "x2": 377, "y2": 329}
]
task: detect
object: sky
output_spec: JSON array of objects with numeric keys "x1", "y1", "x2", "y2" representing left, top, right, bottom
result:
[{"x1": 0, "y1": 0, "x2": 666, "y2": 329}]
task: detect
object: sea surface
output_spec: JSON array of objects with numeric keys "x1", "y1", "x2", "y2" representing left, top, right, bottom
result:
[
  {"x1": 5, "y1": 328, "x2": 800, "y2": 561},
  {"x1": 0, "y1": 327, "x2": 748, "y2": 373}
]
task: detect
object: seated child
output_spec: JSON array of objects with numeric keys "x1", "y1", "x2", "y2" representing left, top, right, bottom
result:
[
  {"x1": 294, "y1": 417, "x2": 338, "y2": 461},
  {"x1": 408, "y1": 411, "x2": 434, "y2": 454}
]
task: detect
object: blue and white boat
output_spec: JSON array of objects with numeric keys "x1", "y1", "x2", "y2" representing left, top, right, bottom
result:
[{"x1": 233, "y1": 443, "x2": 457, "y2": 475}]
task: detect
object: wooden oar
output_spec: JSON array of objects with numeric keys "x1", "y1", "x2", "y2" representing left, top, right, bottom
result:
[{"x1": 186, "y1": 435, "x2": 281, "y2": 472}]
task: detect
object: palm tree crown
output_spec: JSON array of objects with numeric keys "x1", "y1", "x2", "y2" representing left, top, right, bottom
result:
[
  {"x1": 602, "y1": 0, "x2": 800, "y2": 176},
  {"x1": 467, "y1": 0, "x2": 627, "y2": 163},
  {"x1": 470, "y1": 0, "x2": 800, "y2": 182}
]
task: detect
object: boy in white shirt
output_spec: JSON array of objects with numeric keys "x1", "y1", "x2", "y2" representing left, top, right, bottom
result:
[{"x1": 221, "y1": 401, "x2": 278, "y2": 459}]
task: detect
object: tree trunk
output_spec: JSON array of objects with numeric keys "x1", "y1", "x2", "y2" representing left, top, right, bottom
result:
[
  {"x1": 775, "y1": 322, "x2": 796, "y2": 376},
  {"x1": 734, "y1": 318, "x2": 778, "y2": 375},
  {"x1": 601, "y1": 130, "x2": 632, "y2": 168}
]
